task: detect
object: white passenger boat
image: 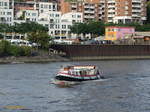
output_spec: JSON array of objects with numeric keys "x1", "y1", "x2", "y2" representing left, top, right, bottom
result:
[{"x1": 55, "y1": 65, "x2": 104, "y2": 81}]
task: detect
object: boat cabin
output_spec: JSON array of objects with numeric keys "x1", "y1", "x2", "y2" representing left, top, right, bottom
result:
[
  {"x1": 61, "y1": 65, "x2": 99, "y2": 76},
  {"x1": 56, "y1": 65, "x2": 103, "y2": 81}
]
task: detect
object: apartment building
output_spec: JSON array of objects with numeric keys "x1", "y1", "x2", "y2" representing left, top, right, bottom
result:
[
  {"x1": 12, "y1": 0, "x2": 83, "y2": 38},
  {"x1": 60, "y1": 0, "x2": 147, "y2": 24},
  {"x1": 102, "y1": 0, "x2": 147, "y2": 24},
  {"x1": 0, "y1": 0, "x2": 147, "y2": 39},
  {"x1": 25, "y1": 10, "x2": 38, "y2": 22},
  {"x1": 0, "y1": 0, "x2": 14, "y2": 25},
  {"x1": 60, "y1": 0, "x2": 100, "y2": 22}
]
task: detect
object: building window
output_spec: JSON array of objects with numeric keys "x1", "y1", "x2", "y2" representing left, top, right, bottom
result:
[
  {"x1": 72, "y1": 15, "x2": 75, "y2": 18},
  {"x1": 62, "y1": 25, "x2": 66, "y2": 29},
  {"x1": 45, "y1": 24, "x2": 48, "y2": 28},
  {"x1": 41, "y1": 10, "x2": 43, "y2": 13},
  {"x1": 49, "y1": 5, "x2": 51, "y2": 9},
  {"x1": 72, "y1": 20, "x2": 76, "y2": 23},
  {"x1": 41, "y1": 4, "x2": 43, "y2": 8},
  {"x1": 77, "y1": 15, "x2": 81, "y2": 18},
  {"x1": 7, "y1": 17, "x2": 9, "y2": 21},
  {"x1": 32, "y1": 13, "x2": 36, "y2": 16},
  {"x1": 55, "y1": 25, "x2": 57, "y2": 29},
  {"x1": 50, "y1": 24, "x2": 54, "y2": 28},
  {"x1": 53, "y1": 5, "x2": 56, "y2": 8},
  {"x1": 55, "y1": 14, "x2": 59, "y2": 17},
  {"x1": 4, "y1": 2, "x2": 7, "y2": 6},
  {"x1": 7, "y1": 12, "x2": 11, "y2": 15},
  {"x1": 44, "y1": 5, "x2": 48, "y2": 9}
]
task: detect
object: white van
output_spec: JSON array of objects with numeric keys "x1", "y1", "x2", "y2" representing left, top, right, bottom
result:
[{"x1": 10, "y1": 39, "x2": 33, "y2": 47}]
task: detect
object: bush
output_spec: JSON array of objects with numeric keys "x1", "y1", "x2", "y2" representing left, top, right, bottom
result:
[
  {"x1": 0, "y1": 40, "x2": 33, "y2": 57},
  {"x1": 21, "y1": 46, "x2": 32, "y2": 56},
  {"x1": 10, "y1": 45, "x2": 23, "y2": 56},
  {"x1": 0, "y1": 40, "x2": 11, "y2": 56},
  {"x1": 10, "y1": 45, "x2": 32, "y2": 57}
]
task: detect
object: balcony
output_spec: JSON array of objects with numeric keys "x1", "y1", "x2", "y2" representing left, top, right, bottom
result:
[
  {"x1": 132, "y1": 14, "x2": 141, "y2": 17},
  {"x1": 84, "y1": 15, "x2": 95, "y2": 19},
  {"x1": 132, "y1": 5, "x2": 141, "y2": 8},
  {"x1": 108, "y1": 0, "x2": 115, "y2": 4},
  {"x1": 84, "y1": 10, "x2": 95, "y2": 14},
  {"x1": 108, "y1": 9, "x2": 115, "y2": 13},
  {"x1": 108, "y1": 5, "x2": 115, "y2": 9},
  {"x1": 132, "y1": 9, "x2": 141, "y2": 13},
  {"x1": 107, "y1": 14, "x2": 115, "y2": 18},
  {"x1": 132, "y1": 0, "x2": 141, "y2": 3},
  {"x1": 71, "y1": 5, "x2": 77, "y2": 8}
]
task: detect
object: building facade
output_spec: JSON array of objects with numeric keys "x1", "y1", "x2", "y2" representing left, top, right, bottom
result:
[
  {"x1": 0, "y1": 0, "x2": 83, "y2": 39},
  {"x1": 102, "y1": 0, "x2": 147, "y2": 24},
  {"x1": 60, "y1": 0, "x2": 147, "y2": 24},
  {"x1": 0, "y1": 0, "x2": 147, "y2": 39},
  {"x1": 105, "y1": 26, "x2": 135, "y2": 41},
  {"x1": 0, "y1": 0, "x2": 14, "y2": 25},
  {"x1": 60, "y1": 0, "x2": 101, "y2": 22}
]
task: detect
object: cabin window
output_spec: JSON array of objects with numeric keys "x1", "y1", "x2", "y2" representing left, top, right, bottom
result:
[
  {"x1": 71, "y1": 71, "x2": 75, "y2": 75},
  {"x1": 76, "y1": 71, "x2": 80, "y2": 75}
]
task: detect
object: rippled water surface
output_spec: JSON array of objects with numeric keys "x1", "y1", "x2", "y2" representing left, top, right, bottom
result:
[{"x1": 0, "y1": 60, "x2": 150, "y2": 112}]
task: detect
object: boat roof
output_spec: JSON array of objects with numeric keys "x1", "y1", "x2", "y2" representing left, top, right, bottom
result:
[
  {"x1": 73, "y1": 65, "x2": 95, "y2": 69},
  {"x1": 63, "y1": 65, "x2": 96, "y2": 69}
]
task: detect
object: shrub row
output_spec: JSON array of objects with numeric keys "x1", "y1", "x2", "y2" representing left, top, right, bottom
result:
[{"x1": 0, "y1": 40, "x2": 33, "y2": 57}]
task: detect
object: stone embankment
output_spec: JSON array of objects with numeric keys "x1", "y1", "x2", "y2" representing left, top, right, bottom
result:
[{"x1": 0, "y1": 55, "x2": 70, "y2": 64}]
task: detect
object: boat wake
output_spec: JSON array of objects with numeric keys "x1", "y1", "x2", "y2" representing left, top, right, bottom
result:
[{"x1": 50, "y1": 78, "x2": 107, "y2": 87}]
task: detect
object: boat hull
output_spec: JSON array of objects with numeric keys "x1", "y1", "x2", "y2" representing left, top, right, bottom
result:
[{"x1": 55, "y1": 75, "x2": 100, "y2": 81}]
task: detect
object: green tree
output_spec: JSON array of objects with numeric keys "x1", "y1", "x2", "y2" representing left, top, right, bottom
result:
[
  {"x1": 27, "y1": 31, "x2": 50, "y2": 49},
  {"x1": 0, "y1": 24, "x2": 11, "y2": 39},
  {"x1": 12, "y1": 22, "x2": 48, "y2": 34},
  {"x1": 87, "y1": 21, "x2": 105, "y2": 38},
  {"x1": 147, "y1": 1, "x2": 150, "y2": 23},
  {"x1": 70, "y1": 22, "x2": 89, "y2": 39},
  {"x1": 0, "y1": 34, "x2": 3, "y2": 39},
  {"x1": 70, "y1": 23, "x2": 88, "y2": 34},
  {"x1": 70, "y1": 21, "x2": 105, "y2": 39}
]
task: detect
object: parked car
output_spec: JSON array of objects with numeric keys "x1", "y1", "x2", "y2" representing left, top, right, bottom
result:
[{"x1": 7, "y1": 39, "x2": 36, "y2": 47}]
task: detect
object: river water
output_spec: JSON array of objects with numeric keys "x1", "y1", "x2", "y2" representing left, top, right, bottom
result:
[{"x1": 0, "y1": 60, "x2": 150, "y2": 112}]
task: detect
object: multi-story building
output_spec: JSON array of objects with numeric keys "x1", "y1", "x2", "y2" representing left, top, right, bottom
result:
[
  {"x1": 0, "y1": 0, "x2": 83, "y2": 38},
  {"x1": 0, "y1": 0, "x2": 147, "y2": 39},
  {"x1": 25, "y1": 10, "x2": 38, "y2": 22},
  {"x1": 0, "y1": 0, "x2": 14, "y2": 25},
  {"x1": 60, "y1": 0, "x2": 147, "y2": 24},
  {"x1": 38, "y1": 11, "x2": 83, "y2": 37},
  {"x1": 60, "y1": 0, "x2": 100, "y2": 22},
  {"x1": 103, "y1": 0, "x2": 147, "y2": 24}
]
